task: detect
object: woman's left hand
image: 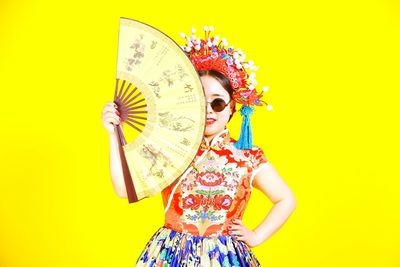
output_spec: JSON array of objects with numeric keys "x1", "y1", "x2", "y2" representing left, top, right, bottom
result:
[{"x1": 228, "y1": 218, "x2": 261, "y2": 248}]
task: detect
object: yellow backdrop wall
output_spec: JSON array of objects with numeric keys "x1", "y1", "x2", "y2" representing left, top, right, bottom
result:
[{"x1": 0, "y1": 0, "x2": 399, "y2": 266}]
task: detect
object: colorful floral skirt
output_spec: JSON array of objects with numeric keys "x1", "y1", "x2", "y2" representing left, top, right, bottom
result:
[{"x1": 136, "y1": 226, "x2": 261, "y2": 266}]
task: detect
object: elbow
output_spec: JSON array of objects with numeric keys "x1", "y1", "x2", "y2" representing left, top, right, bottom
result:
[
  {"x1": 288, "y1": 193, "x2": 297, "y2": 211},
  {"x1": 116, "y1": 191, "x2": 128, "y2": 199},
  {"x1": 117, "y1": 193, "x2": 128, "y2": 198},
  {"x1": 114, "y1": 187, "x2": 128, "y2": 199},
  {"x1": 279, "y1": 192, "x2": 297, "y2": 211},
  {"x1": 110, "y1": 175, "x2": 128, "y2": 198}
]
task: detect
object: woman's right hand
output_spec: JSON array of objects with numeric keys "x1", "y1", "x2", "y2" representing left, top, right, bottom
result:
[{"x1": 102, "y1": 101, "x2": 121, "y2": 135}]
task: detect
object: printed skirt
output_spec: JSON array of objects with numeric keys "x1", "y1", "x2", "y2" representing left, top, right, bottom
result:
[{"x1": 136, "y1": 225, "x2": 261, "y2": 267}]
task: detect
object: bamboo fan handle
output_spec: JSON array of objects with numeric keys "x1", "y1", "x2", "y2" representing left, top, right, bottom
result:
[{"x1": 114, "y1": 124, "x2": 138, "y2": 203}]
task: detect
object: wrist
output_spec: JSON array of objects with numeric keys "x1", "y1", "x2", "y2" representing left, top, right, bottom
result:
[{"x1": 252, "y1": 229, "x2": 264, "y2": 247}]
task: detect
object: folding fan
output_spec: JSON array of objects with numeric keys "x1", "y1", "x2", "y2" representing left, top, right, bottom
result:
[{"x1": 113, "y1": 18, "x2": 206, "y2": 203}]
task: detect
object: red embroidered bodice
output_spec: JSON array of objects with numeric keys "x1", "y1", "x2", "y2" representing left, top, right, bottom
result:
[{"x1": 161, "y1": 128, "x2": 268, "y2": 237}]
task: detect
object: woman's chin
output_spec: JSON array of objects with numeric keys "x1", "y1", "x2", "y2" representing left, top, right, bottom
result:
[{"x1": 205, "y1": 124, "x2": 223, "y2": 136}]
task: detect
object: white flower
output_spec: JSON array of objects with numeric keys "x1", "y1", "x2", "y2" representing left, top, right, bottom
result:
[
  {"x1": 249, "y1": 84, "x2": 255, "y2": 90},
  {"x1": 249, "y1": 72, "x2": 256, "y2": 78},
  {"x1": 180, "y1": 32, "x2": 186, "y2": 38},
  {"x1": 221, "y1": 37, "x2": 228, "y2": 46},
  {"x1": 203, "y1": 26, "x2": 209, "y2": 31},
  {"x1": 191, "y1": 34, "x2": 196, "y2": 40},
  {"x1": 236, "y1": 63, "x2": 242, "y2": 69},
  {"x1": 185, "y1": 46, "x2": 192, "y2": 52},
  {"x1": 195, "y1": 44, "x2": 201, "y2": 50},
  {"x1": 233, "y1": 52, "x2": 239, "y2": 59},
  {"x1": 248, "y1": 60, "x2": 254, "y2": 66},
  {"x1": 243, "y1": 63, "x2": 249, "y2": 68},
  {"x1": 262, "y1": 86, "x2": 269, "y2": 92},
  {"x1": 209, "y1": 25, "x2": 214, "y2": 31},
  {"x1": 234, "y1": 59, "x2": 240, "y2": 65},
  {"x1": 212, "y1": 40, "x2": 218, "y2": 46},
  {"x1": 248, "y1": 77, "x2": 257, "y2": 84},
  {"x1": 207, "y1": 41, "x2": 212, "y2": 47},
  {"x1": 240, "y1": 54, "x2": 246, "y2": 61},
  {"x1": 215, "y1": 35, "x2": 220, "y2": 41},
  {"x1": 191, "y1": 27, "x2": 196, "y2": 33},
  {"x1": 267, "y1": 104, "x2": 273, "y2": 111}
]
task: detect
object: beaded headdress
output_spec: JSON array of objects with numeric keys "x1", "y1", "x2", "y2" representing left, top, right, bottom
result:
[{"x1": 179, "y1": 26, "x2": 272, "y2": 149}]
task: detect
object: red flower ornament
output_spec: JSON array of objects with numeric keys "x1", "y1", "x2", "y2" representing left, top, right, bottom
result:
[
  {"x1": 196, "y1": 172, "x2": 225, "y2": 186},
  {"x1": 182, "y1": 194, "x2": 203, "y2": 210},
  {"x1": 213, "y1": 194, "x2": 233, "y2": 210}
]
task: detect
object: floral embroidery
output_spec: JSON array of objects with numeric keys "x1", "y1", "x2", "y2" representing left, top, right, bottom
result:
[
  {"x1": 229, "y1": 147, "x2": 247, "y2": 162},
  {"x1": 182, "y1": 194, "x2": 203, "y2": 210},
  {"x1": 162, "y1": 129, "x2": 268, "y2": 237},
  {"x1": 196, "y1": 172, "x2": 224, "y2": 186},
  {"x1": 213, "y1": 194, "x2": 233, "y2": 210}
]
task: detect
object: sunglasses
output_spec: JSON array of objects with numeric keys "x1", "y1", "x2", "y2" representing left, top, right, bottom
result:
[{"x1": 207, "y1": 98, "x2": 231, "y2": 112}]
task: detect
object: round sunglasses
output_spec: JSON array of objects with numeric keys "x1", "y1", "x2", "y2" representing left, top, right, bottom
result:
[{"x1": 207, "y1": 98, "x2": 231, "y2": 112}]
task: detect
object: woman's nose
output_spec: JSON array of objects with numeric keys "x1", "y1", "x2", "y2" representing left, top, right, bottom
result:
[{"x1": 206, "y1": 101, "x2": 214, "y2": 113}]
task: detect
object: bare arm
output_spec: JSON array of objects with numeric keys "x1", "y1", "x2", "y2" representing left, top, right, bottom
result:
[
  {"x1": 108, "y1": 133, "x2": 127, "y2": 198},
  {"x1": 229, "y1": 161, "x2": 296, "y2": 247},
  {"x1": 102, "y1": 101, "x2": 127, "y2": 198},
  {"x1": 251, "y1": 162, "x2": 296, "y2": 245}
]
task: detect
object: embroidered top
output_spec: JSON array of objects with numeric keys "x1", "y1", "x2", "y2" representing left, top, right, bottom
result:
[{"x1": 161, "y1": 128, "x2": 269, "y2": 237}]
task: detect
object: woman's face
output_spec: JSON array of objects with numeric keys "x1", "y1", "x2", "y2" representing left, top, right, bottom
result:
[{"x1": 201, "y1": 75, "x2": 233, "y2": 138}]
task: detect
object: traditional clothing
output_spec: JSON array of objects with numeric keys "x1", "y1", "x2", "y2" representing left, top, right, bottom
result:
[{"x1": 136, "y1": 128, "x2": 269, "y2": 266}]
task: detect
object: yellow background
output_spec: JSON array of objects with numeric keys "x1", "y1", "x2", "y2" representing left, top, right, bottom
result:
[{"x1": 1, "y1": 0, "x2": 399, "y2": 266}]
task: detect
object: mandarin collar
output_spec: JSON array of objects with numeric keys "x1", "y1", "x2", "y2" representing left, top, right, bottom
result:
[{"x1": 201, "y1": 128, "x2": 230, "y2": 149}]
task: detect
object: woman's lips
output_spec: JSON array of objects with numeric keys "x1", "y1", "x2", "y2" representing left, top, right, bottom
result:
[{"x1": 206, "y1": 118, "x2": 216, "y2": 125}]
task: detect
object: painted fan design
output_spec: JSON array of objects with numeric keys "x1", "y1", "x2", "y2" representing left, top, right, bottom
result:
[{"x1": 113, "y1": 18, "x2": 206, "y2": 203}]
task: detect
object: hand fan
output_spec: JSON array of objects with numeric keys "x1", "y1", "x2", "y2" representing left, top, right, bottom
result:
[{"x1": 113, "y1": 18, "x2": 206, "y2": 203}]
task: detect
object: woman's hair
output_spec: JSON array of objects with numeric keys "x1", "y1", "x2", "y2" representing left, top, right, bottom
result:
[{"x1": 198, "y1": 69, "x2": 236, "y2": 122}]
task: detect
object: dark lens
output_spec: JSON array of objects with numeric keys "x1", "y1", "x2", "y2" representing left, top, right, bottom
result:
[{"x1": 211, "y1": 98, "x2": 227, "y2": 112}]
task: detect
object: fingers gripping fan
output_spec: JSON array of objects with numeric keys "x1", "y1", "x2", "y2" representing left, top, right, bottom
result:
[{"x1": 113, "y1": 18, "x2": 206, "y2": 203}]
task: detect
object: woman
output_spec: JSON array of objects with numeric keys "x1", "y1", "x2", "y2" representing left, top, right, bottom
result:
[{"x1": 101, "y1": 27, "x2": 296, "y2": 266}]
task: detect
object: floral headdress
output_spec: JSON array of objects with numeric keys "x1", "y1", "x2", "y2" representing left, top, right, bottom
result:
[{"x1": 179, "y1": 25, "x2": 272, "y2": 149}]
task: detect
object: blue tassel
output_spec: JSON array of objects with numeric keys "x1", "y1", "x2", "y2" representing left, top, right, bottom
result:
[{"x1": 234, "y1": 105, "x2": 254, "y2": 150}]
